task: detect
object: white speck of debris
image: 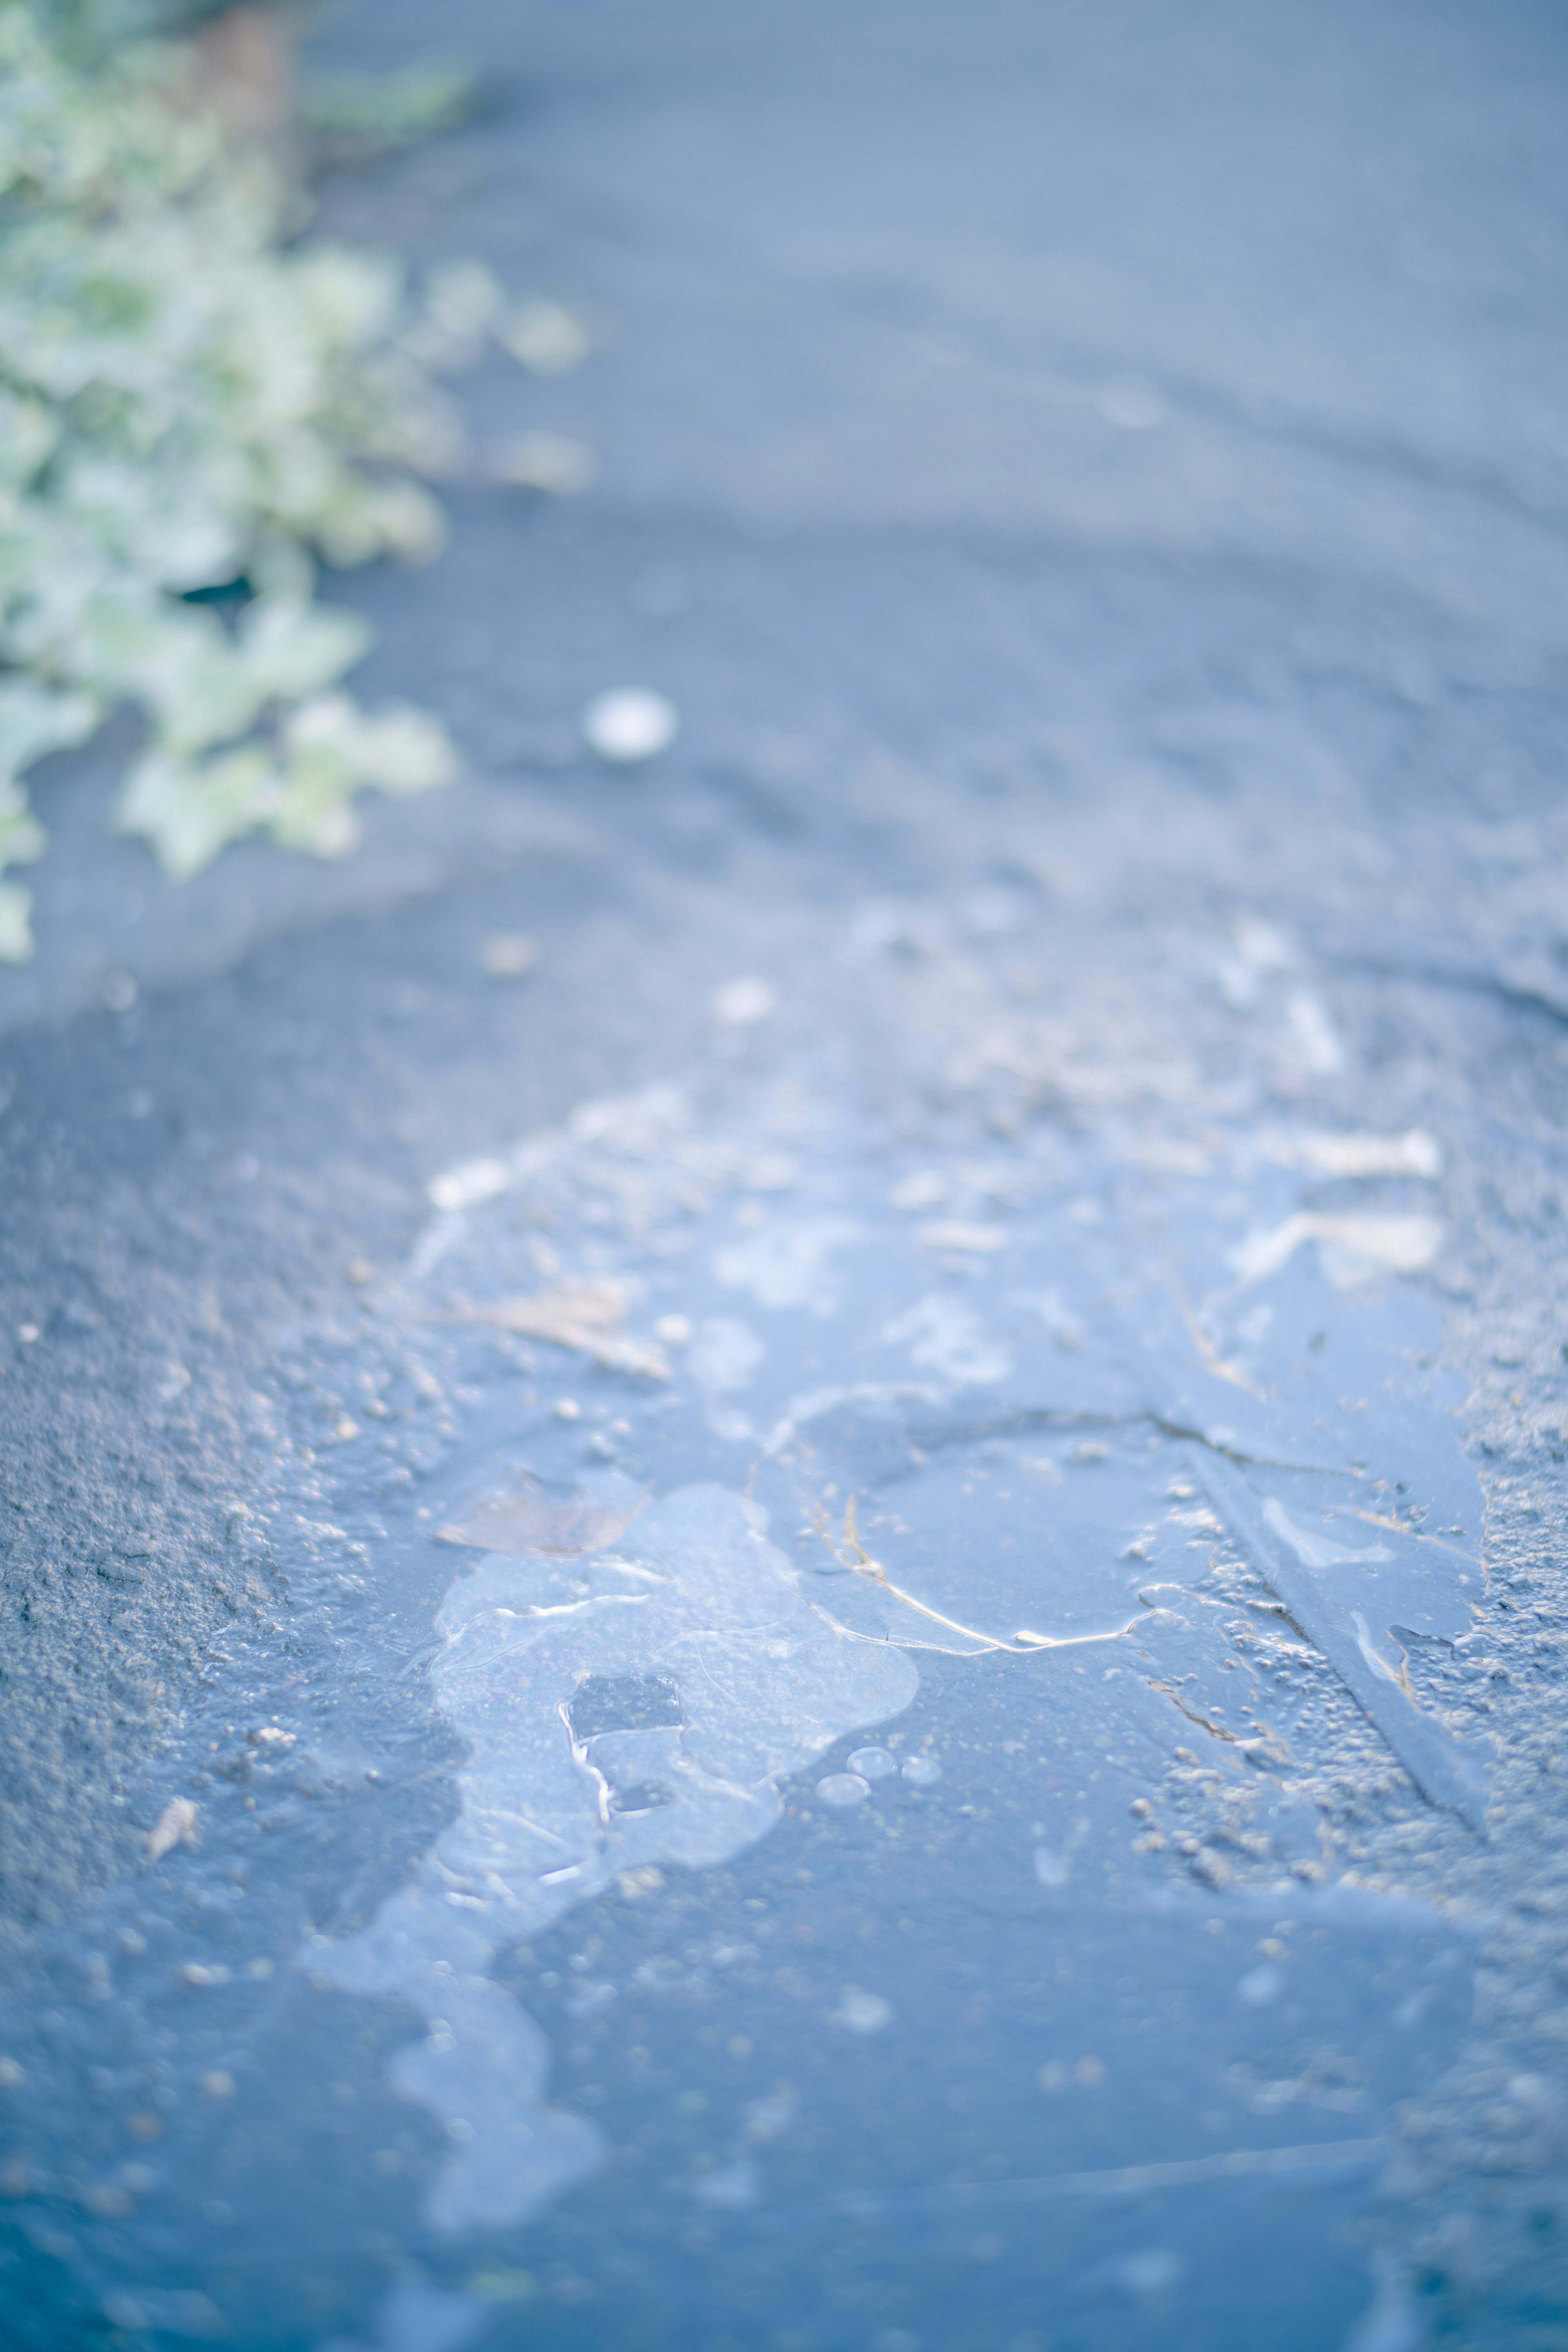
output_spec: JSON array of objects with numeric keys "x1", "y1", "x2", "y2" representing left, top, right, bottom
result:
[
  {"x1": 1099, "y1": 375, "x2": 1167, "y2": 430},
  {"x1": 502, "y1": 300, "x2": 592, "y2": 374},
  {"x1": 711, "y1": 976, "x2": 778, "y2": 1027},
  {"x1": 147, "y1": 1798, "x2": 199, "y2": 1862},
  {"x1": 1069, "y1": 1440, "x2": 1111, "y2": 1463},
  {"x1": 102, "y1": 971, "x2": 138, "y2": 1013},
  {"x1": 901, "y1": 1755, "x2": 941, "y2": 1787},
  {"x1": 581, "y1": 688, "x2": 679, "y2": 763},
  {"x1": 16, "y1": 1325, "x2": 38, "y2": 1344},
  {"x1": 817, "y1": 1773, "x2": 871, "y2": 1808},
  {"x1": 917, "y1": 1220, "x2": 1005, "y2": 1254},
  {"x1": 429, "y1": 1156, "x2": 511, "y2": 1212},
  {"x1": 1289, "y1": 1129, "x2": 1442, "y2": 1179},
  {"x1": 335, "y1": 1417, "x2": 360, "y2": 1441},
  {"x1": 1231, "y1": 1212, "x2": 1443, "y2": 1286},
  {"x1": 496, "y1": 432, "x2": 597, "y2": 495},
  {"x1": 480, "y1": 933, "x2": 539, "y2": 981},
  {"x1": 248, "y1": 1726, "x2": 295, "y2": 1751},
  {"x1": 654, "y1": 1314, "x2": 692, "y2": 1346},
  {"x1": 1033, "y1": 1846, "x2": 1071, "y2": 1888},
  {"x1": 834, "y1": 1989, "x2": 893, "y2": 2034},
  {"x1": 554, "y1": 1398, "x2": 581, "y2": 1421},
  {"x1": 180, "y1": 1963, "x2": 230, "y2": 1987},
  {"x1": 846, "y1": 1748, "x2": 898, "y2": 1780},
  {"x1": 155, "y1": 1363, "x2": 190, "y2": 1403},
  {"x1": 1236, "y1": 1964, "x2": 1284, "y2": 2007}
]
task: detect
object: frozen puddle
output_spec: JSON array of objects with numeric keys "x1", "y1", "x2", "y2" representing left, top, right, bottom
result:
[
  {"x1": 311, "y1": 1483, "x2": 915, "y2": 2228},
  {"x1": 311, "y1": 1073, "x2": 1488, "y2": 2236}
]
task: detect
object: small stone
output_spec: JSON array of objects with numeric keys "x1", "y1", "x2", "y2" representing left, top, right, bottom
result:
[{"x1": 581, "y1": 688, "x2": 679, "y2": 764}]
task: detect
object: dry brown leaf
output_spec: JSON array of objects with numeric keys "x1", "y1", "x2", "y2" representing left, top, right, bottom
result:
[
  {"x1": 461, "y1": 1280, "x2": 669, "y2": 1379},
  {"x1": 438, "y1": 1494, "x2": 647, "y2": 1557}
]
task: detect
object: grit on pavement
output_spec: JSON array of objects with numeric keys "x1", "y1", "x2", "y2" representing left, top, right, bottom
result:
[{"x1": 4, "y1": 4, "x2": 1568, "y2": 2348}]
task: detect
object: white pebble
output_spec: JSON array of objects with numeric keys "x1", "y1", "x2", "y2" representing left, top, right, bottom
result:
[{"x1": 581, "y1": 688, "x2": 679, "y2": 764}]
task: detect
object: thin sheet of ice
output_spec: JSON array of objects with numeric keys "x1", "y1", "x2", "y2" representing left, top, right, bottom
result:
[{"x1": 312, "y1": 1484, "x2": 914, "y2": 2228}]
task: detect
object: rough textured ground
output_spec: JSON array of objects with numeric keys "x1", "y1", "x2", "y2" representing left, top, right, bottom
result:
[{"x1": 3, "y1": 3, "x2": 1568, "y2": 2347}]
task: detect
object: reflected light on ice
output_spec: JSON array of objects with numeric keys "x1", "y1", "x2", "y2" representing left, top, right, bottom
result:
[{"x1": 309, "y1": 1485, "x2": 914, "y2": 2230}]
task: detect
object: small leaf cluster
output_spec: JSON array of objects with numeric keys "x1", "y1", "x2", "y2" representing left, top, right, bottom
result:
[{"x1": 0, "y1": 3, "x2": 466, "y2": 958}]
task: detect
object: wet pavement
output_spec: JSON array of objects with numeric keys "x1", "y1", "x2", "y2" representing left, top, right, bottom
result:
[{"x1": 4, "y1": 2, "x2": 1568, "y2": 2346}]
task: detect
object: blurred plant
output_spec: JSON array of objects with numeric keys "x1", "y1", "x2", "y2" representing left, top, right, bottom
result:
[{"x1": 0, "y1": 2, "x2": 485, "y2": 960}]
